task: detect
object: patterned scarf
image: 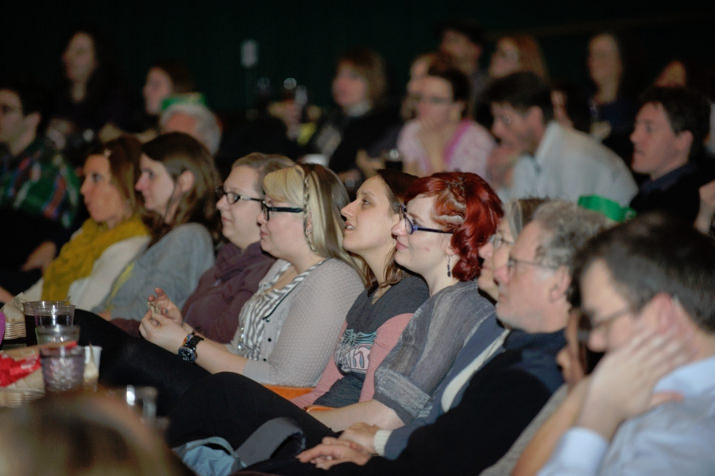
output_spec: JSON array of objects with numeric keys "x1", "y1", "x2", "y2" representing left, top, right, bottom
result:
[{"x1": 42, "y1": 216, "x2": 148, "y2": 301}]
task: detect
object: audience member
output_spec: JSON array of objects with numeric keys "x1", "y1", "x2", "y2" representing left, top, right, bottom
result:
[
  {"x1": 477, "y1": 197, "x2": 546, "y2": 301},
  {"x1": 48, "y1": 28, "x2": 131, "y2": 164},
  {"x1": 295, "y1": 48, "x2": 397, "y2": 191},
  {"x1": 540, "y1": 212, "x2": 715, "y2": 475},
  {"x1": 586, "y1": 32, "x2": 637, "y2": 142},
  {"x1": 160, "y1": 100, "x2": 222, "y2": 156},
  {"x1": 0, "y1": 80, "x2": 80, "y2": 276},
  {"x1": 629, "y1": 87, "x2": 714, "y2": 221},
  {"x1": 0, "y1": 136, "x2": 148, "y2": 307},
  {"x1": 694, "y1": 179, "x2": 715, "y2": 236},
  {"x1": 0, "y1": 393, "x2": 191, "y2": 475},
  {"x1": 438, "y1": 18, "x2": 488, "y2": 106},
  {"x1": 398, "y1": 63, "x2": 494, "y2": 177},
  {"x1": 485, "y1": 72, "x2": 637, "y2": 205},
  {"x1": 488, "y1": 35, "x2": 549, "y2": 80}
]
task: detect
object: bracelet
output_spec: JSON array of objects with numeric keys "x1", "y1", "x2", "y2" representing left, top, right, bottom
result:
[{"x1": 183, "y1": 331, "x2": 195, "y2": 345}]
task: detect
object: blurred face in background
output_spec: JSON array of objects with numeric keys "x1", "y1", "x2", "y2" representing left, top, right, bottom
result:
[
  {"x1": 416, "y1": 76, "x2": 463, "y2": 130},
  {"x1": 63, "y1": 32, "x2": 97, "y2": 84},
  {"x1": 588, "y1": 34, "x2": 622, "y2": 87},
  {"x1": 143, "y1": 67, "x2": 173, "y2": 115},
  {"x1": 489, "y1": 37, "x2": 520, "y2": 78},
  {"x1": 333, "y1": 63, "x2": 369, "y2": 110},
  {"x1": 81, "y1": 154, "x2": 131, "y2": 229}
]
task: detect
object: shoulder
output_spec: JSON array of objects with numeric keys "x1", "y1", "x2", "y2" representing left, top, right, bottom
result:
[
  {"x1": 161, "y1": 223, "x2": 212, "y2": 244},
  {"x1": 307, "y1": 259, "x2": 363, "y2": 286},
  {"x1": 435, "y1": 281, "x2": 491, "y2": 310},
  {"x1": 461, "y1": 120, "x2": 493, "y2": 141}
]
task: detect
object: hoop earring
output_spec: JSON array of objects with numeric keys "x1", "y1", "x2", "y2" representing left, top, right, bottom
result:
[{"x1": 447, "y1": 255, "x2": 452, "y2": 278}]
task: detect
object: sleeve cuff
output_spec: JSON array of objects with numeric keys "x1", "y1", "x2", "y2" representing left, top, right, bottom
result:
[
  {"x1": 540, "y1": 427, "x2": 608, "y2": 475},
  {"x1": 373, "y1": 429, "x2": 392, "y2": 456}
]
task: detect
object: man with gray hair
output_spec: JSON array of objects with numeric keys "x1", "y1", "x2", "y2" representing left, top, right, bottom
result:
[
  {"x1": 273, "y1": 200, "x2": 609, "y2": 475},
  {"x1": 160, "y1": 102, "x2": 222, "y2": 155}
]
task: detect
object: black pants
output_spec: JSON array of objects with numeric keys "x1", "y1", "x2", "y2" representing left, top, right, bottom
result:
[
  {"x1": 167, "y1": 372, "x2": 337, "y2": 451},
  {"x1": 75, "y1": 309, "x2": 209, "y2": 415}
]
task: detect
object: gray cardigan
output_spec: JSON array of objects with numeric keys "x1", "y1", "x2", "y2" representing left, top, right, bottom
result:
[
  {"x1": 372, "y1": 280, "x2": 500, "y2": 423},
  {"x1": 95, "y1": 223, "x2": 214, "y2": 320}
]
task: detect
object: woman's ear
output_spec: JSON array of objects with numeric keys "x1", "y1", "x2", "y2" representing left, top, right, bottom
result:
[{"x1": 176, "y1": 170, "x2": 195, "y2": 193}]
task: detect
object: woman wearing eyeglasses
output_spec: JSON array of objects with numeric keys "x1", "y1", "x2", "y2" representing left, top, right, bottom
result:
[
  {"x1": 398, "y1": 62, "x2": 494, "y2": 177},
  {"x1": 140, "y1": 164, "x2": 364, "y2": 388}
]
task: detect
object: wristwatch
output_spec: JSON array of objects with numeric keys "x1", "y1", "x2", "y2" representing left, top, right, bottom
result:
[{"x1": 178, "y1": 332, "x2": 204, "y2": 362}]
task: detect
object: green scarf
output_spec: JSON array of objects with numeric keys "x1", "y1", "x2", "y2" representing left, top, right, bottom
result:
[{"x1": 42, "y1": 216, "x2": 148, "y2": 301}]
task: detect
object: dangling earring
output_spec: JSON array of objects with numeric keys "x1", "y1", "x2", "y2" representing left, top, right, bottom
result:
[{"x1": 447, "y1": 256, "x2": 452, "y2": 278}]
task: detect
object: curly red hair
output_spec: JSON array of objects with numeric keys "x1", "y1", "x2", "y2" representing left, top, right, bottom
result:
[{"x1": 404, "y1": 172, "x2": 503, "y2": 281}]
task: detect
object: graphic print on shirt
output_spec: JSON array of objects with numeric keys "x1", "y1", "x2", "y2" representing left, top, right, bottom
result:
[{"x1": 334, "y1": 328, "x2": 377, "y2": 375}]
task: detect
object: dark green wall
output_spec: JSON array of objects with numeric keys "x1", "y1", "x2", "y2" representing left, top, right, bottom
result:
[{"x1": 3, "y1": 1, "x2": 713, "y2": 112}]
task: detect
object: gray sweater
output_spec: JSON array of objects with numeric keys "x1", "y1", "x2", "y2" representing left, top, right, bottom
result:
[
  {"x1": 95, "y1": 223, "x2": 214, "y2": 320},
  {"x1": 373, "y1": 280, "x2": 499, "y2": 423}
]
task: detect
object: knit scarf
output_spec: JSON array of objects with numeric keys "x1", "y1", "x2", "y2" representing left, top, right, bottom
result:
[{"x1": 42, "y1": 216, "x2": 148, "y2": 301}]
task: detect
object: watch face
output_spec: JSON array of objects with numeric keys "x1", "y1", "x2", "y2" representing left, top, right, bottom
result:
[{"x1": 178, "y1": 346, "x2": 196, "y2": 362}]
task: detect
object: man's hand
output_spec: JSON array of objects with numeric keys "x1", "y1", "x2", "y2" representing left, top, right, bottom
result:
[
  {"x1": 339, "y1": 422, "x2": 381, "y2": 454},
  {"x1": 297, "y1": 437, "x2": 372, "y2": 470},
  {"x1": 695, "y1": 179, "x2": 715, "y2": 234},
  {"x1": 577, "y1": 324, "x2": 693, "y2": 440}
]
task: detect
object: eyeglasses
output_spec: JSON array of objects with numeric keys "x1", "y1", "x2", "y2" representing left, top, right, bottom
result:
[
  {"x1": 0, "y1": 104, "x2": 21, "y2": 115},
  {"x1": 506, "y1": 255, "x2": 557, "y2": 273},
  {"x1": 261, "y1": 201, "x2": 304, "y2": 221},
  {"x1": 216, "y1": 187, "x2": 262, "y2": 205},
  {"x1": 401, "y1": 205, "x2": 451, "y2": 236},
  {"x1": 490, "y1": 233, "x2": 514, "y2": 248},
  {"x1": 579, "y1": 306, "x2": 633, "y2": 340},
  {"x1": 410, "y1": 94, "x2": 453, "y2": 105}
]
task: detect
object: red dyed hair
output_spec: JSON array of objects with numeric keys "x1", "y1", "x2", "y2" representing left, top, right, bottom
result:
[{"x1": 404, "y1": 172, "x2": 503, "y2": 281}]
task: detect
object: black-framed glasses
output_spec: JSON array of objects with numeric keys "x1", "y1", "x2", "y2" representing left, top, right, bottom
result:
[
  {"x1": 401, "y1": 205, "x2": 451, "y2": 236},
  {"x1": 215, "y1": 187, "x2": 262, "y2": 205},
  {"x1": 506, "y1": 255, "x2": 557, "y2": 273},
  {"x1": 261, "y1": 201, "x2": 304, "y2": 221}
]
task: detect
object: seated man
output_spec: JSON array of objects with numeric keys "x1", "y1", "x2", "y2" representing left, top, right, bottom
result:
[
  {"x1": 485, "y1": 72, "x2": 637, "y2": 206},
  {"x1": 160, "y1": 100, "x2": 222, "y2": 156},
  {"x1": 540, "y1": 213, "x2": 715, "y2": 474},
  {"x1": 0, "y1": 80, "x2": 80, "y2": 289},
  {"x1": 629, "y1": 87, "x2": 714, "y2": 222},
  {"x1": 262, "y1": 201, "x2": 608, "y2": 474}
]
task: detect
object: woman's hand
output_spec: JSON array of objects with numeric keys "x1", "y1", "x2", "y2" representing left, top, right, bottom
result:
[
  {"x1": 339, "y1": 422, "x2": 381, "y2": 454},
  {"x1": 297, "y1": 436, "x2": 372, "y2": 469},
  {"x1": 147, "y1": 288, "x2": 183, "y2": 326},
  {"x1": 695, "y1": 179, "x2": 715, "y2": 234},
  {"x1": 139, "y1": 309, "x2": 188, "y2": 354}
]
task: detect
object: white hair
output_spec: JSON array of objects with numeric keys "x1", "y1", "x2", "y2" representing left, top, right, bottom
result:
[{"x1": 160, "y1": 102, "x2": 222, "y2": 155}]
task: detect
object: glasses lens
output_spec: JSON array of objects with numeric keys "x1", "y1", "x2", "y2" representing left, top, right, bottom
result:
[{"x1": 261, "y1": 202, "x2": 269, "y2": 220}]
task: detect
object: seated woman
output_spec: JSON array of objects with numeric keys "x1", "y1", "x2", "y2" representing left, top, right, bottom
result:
[
  {"x1": 0, "y1": 136, "x2": 148, "y2": 309},
  {"x1": 166, "y1": 172, "x2": 504, "y2": 452},
  {"x1": 96, "y1": 132, "x2": 220, "y2": 321},
  {"x1": 116, "y1": 152, "x2": 293, "y2": 342},
  {"x1": 140, "y1": 163, "x2": 364, "y2": 388},
  {"x1": 398, "y1": 63, "x2": 494, "y2": 177}
]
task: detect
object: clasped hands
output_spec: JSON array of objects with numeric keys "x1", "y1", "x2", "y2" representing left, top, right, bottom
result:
[{"x1": 297, "y1": 422, "x2": 380, "y2": 470}]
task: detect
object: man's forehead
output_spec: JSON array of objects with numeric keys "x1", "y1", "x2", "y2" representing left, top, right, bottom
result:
[
  {"x1": 580, "y1": 260, "x2": 616, "y2": 306},
  {"x1": 513, "y1": 221, "x2": 542, "y2": 258}
]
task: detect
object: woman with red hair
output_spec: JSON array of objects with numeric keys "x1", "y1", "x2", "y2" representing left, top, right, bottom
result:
[{"x1": 166, "y1": 172, "x2": 505, "y2": 459}]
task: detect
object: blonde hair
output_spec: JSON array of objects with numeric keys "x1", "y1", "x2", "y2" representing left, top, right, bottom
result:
[{"x1": 263, "y1": 164, "x2": 359, "y2": 274}]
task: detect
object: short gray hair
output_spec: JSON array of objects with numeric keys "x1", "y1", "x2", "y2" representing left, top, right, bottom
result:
[
  {"x1": 532, "y1": 200, "x2": 610, "y2": 272},
  {"x1": 160, "y1": 102, "x2": 222, "y2": 155}
]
